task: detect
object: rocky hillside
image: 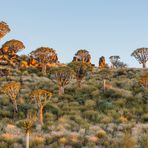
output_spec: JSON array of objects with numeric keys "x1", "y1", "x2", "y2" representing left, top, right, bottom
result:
[{"x1": 0, "y1": 67, "x2": 148, "y2": 148}]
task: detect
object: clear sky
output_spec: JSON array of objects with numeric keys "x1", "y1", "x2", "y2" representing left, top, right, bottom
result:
[{"x1": 1, "y1": 0, "x2": 148, "y2": 67}]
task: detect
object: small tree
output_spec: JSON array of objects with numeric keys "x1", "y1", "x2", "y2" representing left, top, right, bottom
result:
[
  {"x1": 19, "y1": 118, "x2": 34, "y2": 148},
  {"x1": 1, "y1": 39, "x2": 25, "y2": 67},
  {"x1": 30, "y1": 47, "x2": 58, "y2": 75},
  {"x1": 1, "y1": 81, "x2": 21, "y2": 113},
  {"x1": 0, "y1": 21, "x2": 10, "y2": 39},
  {"x1": 30, "y1": 89, "x2": 52, "y2": 125},
  {"x1": 68, "y1": 61, "x2": 92, "y2": 88},
  {"x1": 73, "y1": 49, "x2": 91, "y2": 63},
  {"x1": 109, "y1": 56, "x2": 127, "y2": 68},
  {"x1": 51, "y1": 66, "x2": 73, "y2": 95},
  {"x1": 109, "y1": 56, "x2": 120, "y2": 68},
  {"x1": 131, "y1": 48, "x2": 148, "y2": 68},
  {"x1": 99, "y1": 69, "x2": 112, "y2": 92}
]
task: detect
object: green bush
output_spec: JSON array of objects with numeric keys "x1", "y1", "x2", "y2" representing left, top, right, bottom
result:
[
  {"x1": 96, "y1": 100, "x2": 113, "y2": 113},
  {"x1": 0, "y1": 97, "x2": 9, "y2": 106},
  {"x1": 83, "y1": 110, "x2": 100, "y2": 123},
  {"x1": 141, "y1": 113, "x2": 148, "y2": 123},
  {"x1": 0, "y1": 110, "x2": 12, "y2": 119},
  {"x1": 45, "y1": 103, "x2": 62, "y2": 117},
  {"x1": 70, "y1": 115, "x2": 89, "y2": 129},
  {"x1": 85, "y1": 100, "x2": 96, "y2": 109}
]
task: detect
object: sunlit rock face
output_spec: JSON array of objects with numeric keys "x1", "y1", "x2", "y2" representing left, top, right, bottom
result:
[{"x1": 99, "y1": 56, "x2": 108, "y2": 69}]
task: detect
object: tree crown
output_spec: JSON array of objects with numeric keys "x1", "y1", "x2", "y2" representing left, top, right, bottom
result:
[
  {"x1": 0, "y1": 21, "x2": 10, "y2": 39},
  {"x1": 1, "y1": 39, "x2": 25, "y2": 54},
  {"x1": 30, "y1": 89, "x2": 52, "y2": 107}
]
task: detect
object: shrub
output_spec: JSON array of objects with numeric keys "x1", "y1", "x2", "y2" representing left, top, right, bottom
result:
[
  {"x1": 83, "y1": 110, "x2": 100, "y2": 122},
  {"x1": 58, "y1": 94, "x2": 74, "y2": 102},
  {"x1": 0, "y1": 142, "x2": 7, "y2": 148},
  {"x1": 119, "y1": 133, "x2": 135, "y2": 148},
  {"x1": 0, "y1": 110, "x2": 12, "y2": 119},
  {"x1": 91, "y1": 90, "x2": 100, "y2": 98},
  {"x1": 85, "y1": 100, "x2": 96, "y2": 109},
  {"x1": 100, "y1": 115, "x2": 112, "y2": 124},
  {"x1": 113, "y1": 69, "x2": 127, "y2": 77},
  {"x1": 141, "y1": 113, "x2": 148, "y2": 123},
  {"x1": 0, "y1": 133, "x2": 19, "y2": 146},
  {"x1": 45, "y1": 136, "x2": 57, "y2": 145},
  {"x1": 70, "y1": 115, "x2": 89, "y2": 129},
  {"x1": 44, "y1": 112, "x2": 55, "y2": 121},
  {"x1": 26, "y1": 67, "x2": 41, "y2": 75},
  {"x1": 139, "y1": 135, "x2": 148, "y2": 148},
  {"x1": 0, "y1": 96, "x2": 9, "y2": 106},
  {"x1": 96, "y1": 129, "x2": 106, "y2": 138},
  {"x1": 30, "y1": 136, "x2": 45, "y2": 148},
  {"x1": 45, "y1": 103, "x2": 62, "y2": 117},
  {"x1": 58, "y1": 137, "x2": 67, "y2": 145},
  {"x1": 96, "y1": 100, "x2": 113, "y2": 113},
  {"x1": 114, "y1": 99, "x2": 126, "y2": 107}
]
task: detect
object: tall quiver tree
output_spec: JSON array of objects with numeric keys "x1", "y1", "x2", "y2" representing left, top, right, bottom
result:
[
  {"x1": 68, "y1": 61, "x2": 92, "y2": 88},
  {"x1": 131, "y1": 48, "x2": 148, "y2": 68},
  {"x1": 1, "y1": 81, "x2": 21, "y2": 113},
  {"x1": 0, "y1": 39, "x2": 25, "y2": 67},
  {"x1": 1, "y1": 39, "x2": 25, "y2": 55},
  {"x1": 73, "y1": 49, "x2": 91, "y2": 63},
  {"x1": 0, "y1": 21, "x2": 10, "y2": 39},
  {"x1": 51, "y1": 66, "x2": 73, "y2": 95},
  {"x1": 30, "y1": 47, "x2": 58, "y2": 76},
  {"x1": 30, "y1": 89, "x2": 52, "y2": 125},
  {"x1": 109, "y1": 56, "x2": 120, "y2": 68}
]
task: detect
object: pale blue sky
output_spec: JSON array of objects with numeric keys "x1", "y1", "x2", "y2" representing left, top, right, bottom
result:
[{"x1": 1, "y1": 0, "x2": 148, "y2": 67}]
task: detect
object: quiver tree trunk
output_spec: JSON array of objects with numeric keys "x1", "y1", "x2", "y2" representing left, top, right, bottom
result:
[
  {"x1": 77, "y1": 79, "x2": 81, "y2": 88},
  {"x1": 58, "y1": 86, "x2": 64, "y2": 96},
  {"x1": 103, "y1": 79, "x2": 106, "y2": 92},
  {"x1": 12, "y1": 99, "x2": 18, "y2": 113},
  {"x1": 143, "y1": 62, "x2": 146, "y2": 68},
  {"x1": 26, "y1": 132, "x2": 29, "y2": 148},
  {"x1": 42, "y1": 64, "x2": 47, "y2": 76},
  {"x1": 38, "y1": 106, "x2": 43, "y2": 125}
]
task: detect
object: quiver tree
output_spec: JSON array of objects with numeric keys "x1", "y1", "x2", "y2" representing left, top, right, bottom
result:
[
  {"x1": 1, "y1": 81, "x2": 21, "y2": 113},
  {"x1": 73, "y1": 49, "x2": 91, "y2": 63},
  {"x1": 18, "y1": 114, "x2": 35, "y2": 148},
  {"x1": 30, "y1": 89, "x2": 52, "y2": 125},
  {"x1": 30, "y1": 47, "x2": 58, "y2": 75},
  {"x1": 1, "y1": 39, "x2": 25, "y2": 55},
  {"x1": 109, "y1": 56, "x2": 120, "y2": 68},
  {"x1": 109, "y1": 56, "x2": 127, "y2": 68},
  {"x1": 51, "y1": 66, "x2": 73, "y2": 95},
  {"x1": 68, "y1": 61, "x2": 92, "y2": 88},
  {"x1": 99, "y1": 56, "x2": 108, "y2": 69},
  {"x1": 0, "y1": 21, "x2": 10, "y2": 39},
  {"x1": 131, "y1": 48, "x2": 148, "y2": 68},
  {"x1": 99, "y1": 69, "x2": 112, "y2": 92},
  {"x1": 0, "y1": 39, "x2": 25, "y2": 66}
]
